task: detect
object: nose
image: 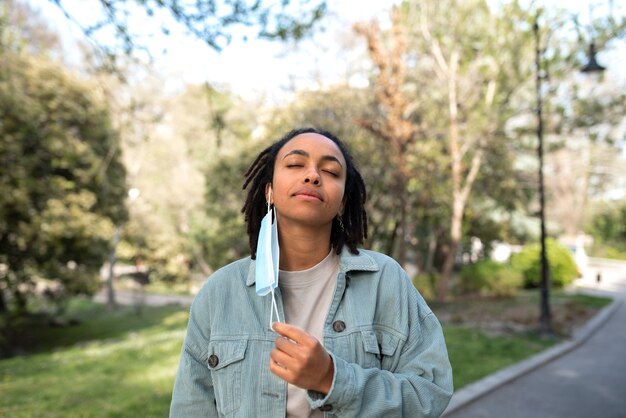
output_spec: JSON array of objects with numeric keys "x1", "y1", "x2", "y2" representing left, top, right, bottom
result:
[{"x1": 304, "y1": 168, "x2": 320, "y2": 185}]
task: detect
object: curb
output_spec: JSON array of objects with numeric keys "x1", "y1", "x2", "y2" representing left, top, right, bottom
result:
[{"x1": 441, "y1": 295, "x2": 622, "y2": 417}]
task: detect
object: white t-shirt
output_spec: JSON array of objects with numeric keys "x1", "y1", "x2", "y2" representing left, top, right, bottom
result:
[{"x1": 279, "y1": 250, "x2": 339, "y2": 418}]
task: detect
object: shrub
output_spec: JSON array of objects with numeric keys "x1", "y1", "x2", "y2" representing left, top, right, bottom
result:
[
  {"x1": 457, "y1": 260, "x2": 523, "y2": 298},
  {"x1": 510, "y1": 238, "x2": 578, "y2": 288},
  {"x1": 412, "y1": 272, "x2": 439, "y2": 301},
  {"x1": 587, "y1": 243, "x2": 626, "y2": 261}
]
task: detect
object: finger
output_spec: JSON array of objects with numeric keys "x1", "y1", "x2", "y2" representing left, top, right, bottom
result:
[
  {"x1": 270, "y1": 348, "x2": 292, "y2": 370},
  {"x1": 269, "y1": 356, "x2": 290, "y2": 381},
  {"x1": 269, "y1": 350, "x2": 296, "y2": 383},
  {"x1": 275, "y1": 335, "x2": 300, "y2": 355},
  {"x1": 272, "y1": 322, "x2": 314, "y2": 346}
]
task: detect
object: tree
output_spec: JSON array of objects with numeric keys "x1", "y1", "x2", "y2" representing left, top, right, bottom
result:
[
  {"x1": 103, "y1": 78, "x2": 260, "y2": 283},
  {"x1": 587, "y1": 199, "x2": 626, "y2": 259},
  {"x1": 0, "y1": 49, "x2": 127, "y2": 316},
  {"x1": 544, "y1": 66, "x2": 626, "y2": 237},
  {"x1": 354, "y1": 1, "x2": 538, "y2": 300},
  {"x1": 1, "y1": 0, "x2": 61, "y2": 54},
  {"x1": 353, "y1": 8, "x2": 418, "y2": 267},
  {"x1": 49, "y1": 0, "x2": 327, "y2": 63}
]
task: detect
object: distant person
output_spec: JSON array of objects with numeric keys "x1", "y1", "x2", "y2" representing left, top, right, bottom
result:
[{"x1": 170, "y1": 127, "x2": 453, "y2": 417}]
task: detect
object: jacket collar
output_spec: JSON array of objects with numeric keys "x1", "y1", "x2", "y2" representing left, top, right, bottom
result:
[{"x1": 245, "y1": 247, "x2": 379, "y2": 287}]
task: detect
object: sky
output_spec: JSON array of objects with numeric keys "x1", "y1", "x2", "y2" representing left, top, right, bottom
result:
[
  {"x1": 30, "y1": 0, "x2": 396, "y2": 100},
  {"x1": 28, "y1": 0, "x2": 624, "y2": 102}
]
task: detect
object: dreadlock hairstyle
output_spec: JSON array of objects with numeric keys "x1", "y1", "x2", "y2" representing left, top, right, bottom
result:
[{"x1": 242, "y1": 127, "x2": 368, "y2": 259}]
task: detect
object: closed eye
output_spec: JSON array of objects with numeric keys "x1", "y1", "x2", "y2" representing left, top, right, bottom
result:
[
  {"x1": 323, "y1": 170, "x2": 339, "y2": 177},
  {"x1": 286, "y1": 164, "x2": 303, "y2": 168}
]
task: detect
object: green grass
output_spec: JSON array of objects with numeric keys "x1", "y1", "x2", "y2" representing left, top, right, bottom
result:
[
  {"x1": 558, "y1": 293, "x2": 612, "y2": 309},
  {"x1": 0, "y1": 299, "x2": 188, "y2": 417},
  {"x1": 0, "y1": 292, "x2": 611, "y2": 416},
  {"x1": 443, "y1": 325, "x2": 555, "y2": 389}
]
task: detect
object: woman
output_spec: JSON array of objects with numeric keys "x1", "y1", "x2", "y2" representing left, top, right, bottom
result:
[{"x1": 170, "y1": 128, "x2": 453, "y2": 417}]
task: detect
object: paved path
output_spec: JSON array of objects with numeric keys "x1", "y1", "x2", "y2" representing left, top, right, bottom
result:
[
  {"x1": 444, "y1": 260, "x2": 626, "y2": 418},
  {"x1": 93, "y1": 288, "x2": 194, "y2": 308}
]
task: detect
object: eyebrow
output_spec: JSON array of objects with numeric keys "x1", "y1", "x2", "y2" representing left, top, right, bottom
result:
[{"x1": 283, "y1": 149, "x2": 343, "y2": 167}]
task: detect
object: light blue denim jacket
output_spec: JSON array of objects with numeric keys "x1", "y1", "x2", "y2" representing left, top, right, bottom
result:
[{"x1": 170, "y1": 248, "x2": 453, "y2": 417}]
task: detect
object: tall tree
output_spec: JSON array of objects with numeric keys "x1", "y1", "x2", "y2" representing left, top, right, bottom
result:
[
  {"x1": 409, "y1": 0, "x2": 506, "y2": 301},
  {"x1": 356, "y1": 0, "x2": 543, "y2": 300},
  {"x1": 353, "y1": 8, "x2": 418, "y2": 266},
  {"x1": 106, "y1": 78, "x2": 259, "y2": 282},
  {"x1": 1, "y1": 0, "x2": 61, "y2": 54},
  {"x1": 0, "y1": 47, "x2": 127, "y2": 314}
]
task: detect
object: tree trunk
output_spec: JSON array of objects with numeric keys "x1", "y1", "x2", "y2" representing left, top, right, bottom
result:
[
  {"x1": 438, "y1": 200, "x2": 463, "y2": 301},
  {"x1": 425, "y1": 229, "x2": 440, "y2": 274},
  {"x1": 386, "y1": 219, "x2": 400, "y2": 258},
  {"x1": 437, "y1": 50, "x2": 462, "y2": 303},
  {"x1": 107, "y1": 226, "x2": 121, "y2": 311},
  {"x1": 193, "y1": 249, "x2": 213, "y2": 276},
  {"x1": 12, "y1": 288, "x2": 27, "y2": 314},
  {"x1": 0, "y1": 290, "x2": 6, "y2": 314},
  {"x1": 396, "y1": 174, "x2": 408, "y2": 267}
]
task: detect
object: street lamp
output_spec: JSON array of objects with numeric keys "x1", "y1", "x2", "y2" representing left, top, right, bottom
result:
[
  {"x1": 580, "y1": 42, "x2": 606, "y2": 74},
  {"x1": 533, "y1": 15, "x2": 606, "y2": 336},
  {"x1": 533, "y1": 18, "x2": 552, "y2": 337}
]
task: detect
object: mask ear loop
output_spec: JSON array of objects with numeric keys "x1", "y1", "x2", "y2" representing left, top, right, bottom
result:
[
  {"x1": 269, "y1": 286, "x2": 280, "y2": 329},
  {"x1": 267, "y1": 186, "x2": 281, "y2": 329}
]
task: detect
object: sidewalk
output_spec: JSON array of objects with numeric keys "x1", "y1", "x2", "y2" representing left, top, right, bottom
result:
[
  {"x1": 442, "y1": 260, "x2": 626, "y2": 418},
  {"x1": 93, "y1": 288, "x2": 194, "y2": 308}
]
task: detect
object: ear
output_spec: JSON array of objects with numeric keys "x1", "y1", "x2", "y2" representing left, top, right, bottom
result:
[{"x1": 265, "y1": 183, "x2": 273, "y2": 205}]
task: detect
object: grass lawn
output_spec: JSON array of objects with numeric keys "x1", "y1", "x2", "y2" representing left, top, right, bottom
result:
[
  {"x1": 0, "y1": 291, "x2": 612, "y2": 417},
  {"x1": 443, "y1": 325, "x2": 555, "y2": 389},
  {"x1": 434, "y1": 289, "x2": 613, "y2": 390},
  {"x1": 0, "y1": 299, "x2": 187, "y2": 417}
]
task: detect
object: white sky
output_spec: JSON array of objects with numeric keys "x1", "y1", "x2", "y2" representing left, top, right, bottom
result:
[
  {"x1": 28, "y1": 0, "x2": 624, "y2": 101},
  {"x1": 31, "y1": 0, "x2": 396, "y2": 100}
]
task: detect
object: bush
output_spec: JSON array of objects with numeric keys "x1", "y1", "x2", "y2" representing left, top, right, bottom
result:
[
  {"x1": 587, "y1": 243, "x2": 626, "y2": 261},
  {"x1": 457, "y1": 260, "x2": 523, "y2": 298},
  {"x1": 412, "y1": 272, "x2": 439, "y2": 301},
  {"x1": 510, "y1": 238, "x2": 578, "y2": 288}
]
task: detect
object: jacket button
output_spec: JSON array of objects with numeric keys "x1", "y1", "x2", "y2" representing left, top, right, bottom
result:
[
  {"x1": 332, "y1": 320, "x2": 346, "y2": 332},
  {"x1": 319, "y1": 404, "x2": 333, "y2": 412},
  {"x1": 208, "y1": 354, "x2": 219, "y2": 368}
]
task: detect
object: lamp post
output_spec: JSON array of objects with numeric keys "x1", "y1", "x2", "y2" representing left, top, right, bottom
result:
[
  {"x1": 533, "y1": 18, "x2": 552, "y2": 337},
  {"x1": 532, "y1": 14, "x2": 606, "y2": 336}
]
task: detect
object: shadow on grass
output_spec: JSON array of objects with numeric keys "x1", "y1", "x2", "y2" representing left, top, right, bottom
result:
[
  {"x1": 3, "y1": 297, "x2": 189, "y2": 357},
  {"x1": 1, "y1": 306, "x2": 184, "y2": 418}
]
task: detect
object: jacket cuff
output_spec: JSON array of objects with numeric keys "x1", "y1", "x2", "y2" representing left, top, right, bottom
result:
[{"x1": 306, "y1": 351, "x2": 355, "y2": 412}]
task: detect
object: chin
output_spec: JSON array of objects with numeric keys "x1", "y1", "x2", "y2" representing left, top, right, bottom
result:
[{"x1": 278, "y1": 212, "x2": 333, "y2": 228}]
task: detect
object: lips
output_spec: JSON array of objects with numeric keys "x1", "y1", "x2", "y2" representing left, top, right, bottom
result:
[{"x1": 293, "y1": 188, "x2": 323, "y2": 201}]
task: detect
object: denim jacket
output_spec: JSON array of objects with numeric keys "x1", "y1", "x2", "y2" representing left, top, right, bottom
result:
[{"x1": 170, "y1": 248, "x2": 453, "y2": 417}]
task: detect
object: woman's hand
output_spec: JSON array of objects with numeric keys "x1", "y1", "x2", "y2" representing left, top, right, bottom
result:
[{"x1": 269, "y1": 322, "x2": 334, "y2": 394}]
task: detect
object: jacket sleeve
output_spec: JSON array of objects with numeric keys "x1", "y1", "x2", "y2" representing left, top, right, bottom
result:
[
  {"x1": 307, "y1": 270, "x2": 453, "y2": 417},
  {"x1": 170, "y1": 286, "x2": 218, "y2": 417}
]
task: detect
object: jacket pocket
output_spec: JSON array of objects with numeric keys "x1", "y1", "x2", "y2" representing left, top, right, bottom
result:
[
  {"x1": 361, "y1": 329, "x2": 400, "y2": 370},
  {"x1": 207, "y1": 339, "x2": 247, "y2": 415}
]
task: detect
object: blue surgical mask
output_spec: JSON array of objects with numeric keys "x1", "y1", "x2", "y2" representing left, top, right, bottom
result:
[{"x1": 255, "y1": 194, "x2": 281, "y2": 327}]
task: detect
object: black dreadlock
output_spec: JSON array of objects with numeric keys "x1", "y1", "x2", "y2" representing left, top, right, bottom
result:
[{"x1": 242, "y1": 127, "x2": 368, "y2": 259}]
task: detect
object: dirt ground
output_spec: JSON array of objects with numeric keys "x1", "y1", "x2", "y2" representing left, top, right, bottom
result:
[{"x1": 429, "y1": 290, "x2": 607, "y2": 338}]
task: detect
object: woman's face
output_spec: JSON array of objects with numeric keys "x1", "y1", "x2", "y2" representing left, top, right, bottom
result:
[{"x1": 269, "y1": 133, "x2": 347, "y2": 229}]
